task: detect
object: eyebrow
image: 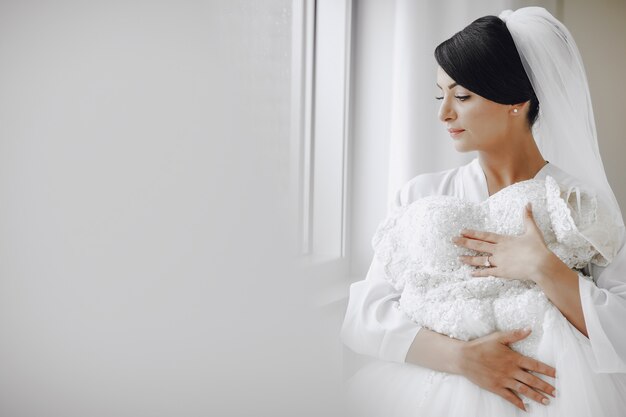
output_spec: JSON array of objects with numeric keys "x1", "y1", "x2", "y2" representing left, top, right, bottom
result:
[{"x1": 436, "y1": 82, "x2": 458, "y2": 89}]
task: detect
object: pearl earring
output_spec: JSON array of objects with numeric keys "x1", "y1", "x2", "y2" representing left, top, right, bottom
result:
[{"x1": 513, "y1": 108, "x2": 519, "y2": 113}]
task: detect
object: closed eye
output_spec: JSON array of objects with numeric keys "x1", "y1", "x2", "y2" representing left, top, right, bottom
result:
[{"x1": 435, "y1": 95, "x2": 470, "y2": 101}]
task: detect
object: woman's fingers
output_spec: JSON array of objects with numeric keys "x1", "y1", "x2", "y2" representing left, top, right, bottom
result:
[
  {"x1": 452, "y1": 236, "x2": 495, "y2": 253},
  {"x1": 471, "y1": 267, "x2": 500, "y2": 278},
  {"x1": 517, "y1": 355, "x2": 557, "y2": 379},
  {"x1": 458, "y1": 254, "x2": 492, "y2": 267},
  {"x1": 460, "y1": 330, "x2": 558, "y2": 412},
  {"x1": 495, "y1": 329, "x2": 557, "y2": 379},
  {"x1": 459, "y1": 229, "x2": 503, "y2": 243},
  {"x1": 514, "y1": 370, "x2": 556, "y2": 398},
  {"x1": 497, "y1": 328, "x2": 532, "y2": 346},
  {"x1": 506, "y1": 378, "x2": 552, "y2": 406},
  {"x1": 495, "y1": 388, "x2": 526, "y2": 412}
]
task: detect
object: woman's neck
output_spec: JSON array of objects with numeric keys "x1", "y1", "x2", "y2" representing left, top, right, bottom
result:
[{"x1": 478, "y1": 139, "x2": 548, "y2": 196}]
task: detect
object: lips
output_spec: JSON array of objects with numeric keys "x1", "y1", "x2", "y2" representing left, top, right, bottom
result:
[{"x1": 448, "y1": 128, "x2": 465, "y2": 139}]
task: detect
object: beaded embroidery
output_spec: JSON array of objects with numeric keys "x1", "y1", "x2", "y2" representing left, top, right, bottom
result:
[{"x1": 373, "y1": 176, "x2": 609, "y2": 359}]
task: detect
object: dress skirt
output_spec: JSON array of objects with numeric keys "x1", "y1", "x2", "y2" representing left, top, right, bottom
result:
[{"x1": 343, "y1": 306, "x2": 626, "y2": 417}]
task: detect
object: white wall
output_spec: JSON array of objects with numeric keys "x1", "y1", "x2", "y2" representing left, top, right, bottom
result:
[{"x1": 0, "y1": 2, "x2": 341, "y2": 416}]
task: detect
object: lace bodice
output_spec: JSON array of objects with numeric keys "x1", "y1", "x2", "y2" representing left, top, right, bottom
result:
[{"x1": 372, "y1": 176, "x2": 610, "y2": 357}]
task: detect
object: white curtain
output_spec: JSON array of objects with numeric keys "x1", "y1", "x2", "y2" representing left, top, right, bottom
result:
[{"x1": 386, "y1": 0, "x2": 559, "y2": 206}]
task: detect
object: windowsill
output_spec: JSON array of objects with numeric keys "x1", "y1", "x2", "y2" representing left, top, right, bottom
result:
[
  {"x1": 314, "y1": 275, "x2": 364, "y2": 309},
  {"x1": 314, "y1": 277, "x2": 351, "y2": 308},
  {"x1": 296, "y1": 254, "x2": 363, "y2": 308}
]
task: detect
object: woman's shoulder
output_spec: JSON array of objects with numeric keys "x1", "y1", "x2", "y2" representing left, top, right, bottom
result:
[
  {"x1": 541, "y1": 163, "x2": 594, "y2": 194},
  {"x1": 394, "y1": 161, "x2": 473, "y2": 207},
  {"x1": 543, "y1": 163, "x2": 624, "y2": 265}
]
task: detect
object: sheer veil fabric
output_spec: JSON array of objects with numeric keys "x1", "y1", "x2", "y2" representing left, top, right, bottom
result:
[
  {"x1": 499, "y1": 7, "x2": 626, "y2": 374},
  {"x1": 498, "y1": 7, "x2": 625, "y2": 260}
]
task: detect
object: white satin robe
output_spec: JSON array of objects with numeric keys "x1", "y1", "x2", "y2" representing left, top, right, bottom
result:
[{"x1": 341, "y1": 157, "x2": 626, "y2": 373}]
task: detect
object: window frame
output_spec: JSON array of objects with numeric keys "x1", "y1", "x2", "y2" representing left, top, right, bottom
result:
[{"x1": 290, "y1": 0, "x2": 354, "y2": 304}]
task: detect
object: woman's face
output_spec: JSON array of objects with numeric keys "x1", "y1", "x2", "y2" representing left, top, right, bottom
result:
[{"x1": 436, "y1": 66, "x2": 513, "y2": 152}]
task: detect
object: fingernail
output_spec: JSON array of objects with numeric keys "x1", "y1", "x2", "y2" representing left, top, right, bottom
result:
[
  {"x1": 523, "y1": 402, "x2": 530, "y2": 412},
  {"x1": 542, "y1": 398, "x2": 550, "y2": 405},
  {"x1": 552, "y1": 389, "x2": 557, "y2": 398}
]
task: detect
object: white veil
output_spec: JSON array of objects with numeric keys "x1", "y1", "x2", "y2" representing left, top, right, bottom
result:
[{"x1": 499, "y1": 7, "x2": 625, "y2": 262}]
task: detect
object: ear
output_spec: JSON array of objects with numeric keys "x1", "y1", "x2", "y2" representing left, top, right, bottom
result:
[{"x1": 510, "y1": 100, "x2": 530, "y2": 116}]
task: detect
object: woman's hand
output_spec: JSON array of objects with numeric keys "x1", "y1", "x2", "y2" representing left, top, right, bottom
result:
[
  {"x1": 453, "y1": 202, "x2": 590, "y2": 335},
  {"x1": 452, "y1": 202, "x2": 552, "y2": 282},
  {"x1": 458, "y1": 328, "x2": 557, "y2": 412}
]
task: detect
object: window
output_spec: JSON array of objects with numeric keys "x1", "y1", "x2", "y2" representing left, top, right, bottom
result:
[
  {"x1": 291, "y1": 0, "x2": 354, "y2": 301},
  {"x1": 292, "y1": 0, "x2": 353, "y2": 263}
]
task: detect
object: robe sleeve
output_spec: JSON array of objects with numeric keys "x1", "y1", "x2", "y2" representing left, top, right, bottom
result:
[
  {"x1": 579, "y1": 226, "x2": 626, "y2": 373},
  {"x1": 340, "y1": 186, "x2": 422, "y2": 363}
]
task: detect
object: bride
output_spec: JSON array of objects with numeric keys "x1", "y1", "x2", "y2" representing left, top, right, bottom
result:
[{"x1": 341, "y1": 7, "x2": 626, "y2": 416}]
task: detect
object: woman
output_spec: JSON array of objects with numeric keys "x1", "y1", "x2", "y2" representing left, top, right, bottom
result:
[{"x1": 341, "y1": 7, "x2": 626, "y2": 416}]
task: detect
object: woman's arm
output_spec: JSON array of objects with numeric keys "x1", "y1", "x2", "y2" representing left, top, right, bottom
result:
[
  {"x1": 456, "y1": 205, "x2": 626, "y2": 373},
  {"x1": 341, "y1": 180, "x2": 429, "y2": 363},
  {"x1": 457, "y1": 203, "x2": 590, "y2": 336},
  {"x1": 574, "y1": 234, "x2": 626, "y2": 373},
  {"x1": 341, "y1": 246, "x2": 557, "y2": 411},
  {"x1": 406, "y1": 327, "x2": 557, "y2": 412},
  {"x1": 531, "y1": 252, "x2": 588, "y2": 337},
  {"x1": 404, "y1": 327, "x2": 463, "y2": 373},
  {"x1": 340, "y1": 256, "x2": 422, "y2": 363}
]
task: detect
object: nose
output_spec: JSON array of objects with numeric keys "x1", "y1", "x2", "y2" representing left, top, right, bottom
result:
[{"x1": 438, "y1": 97, "x2": 456, "y2": 123}]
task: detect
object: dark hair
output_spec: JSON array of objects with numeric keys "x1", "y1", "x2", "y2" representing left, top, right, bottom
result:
[{"x1": 434, "y1": 15, "x2": 539, "y2": 128}]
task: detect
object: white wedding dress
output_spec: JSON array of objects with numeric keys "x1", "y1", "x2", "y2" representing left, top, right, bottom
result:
[{"x1": 344, "y1": 175, "x2": 626, "y2": 416}]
